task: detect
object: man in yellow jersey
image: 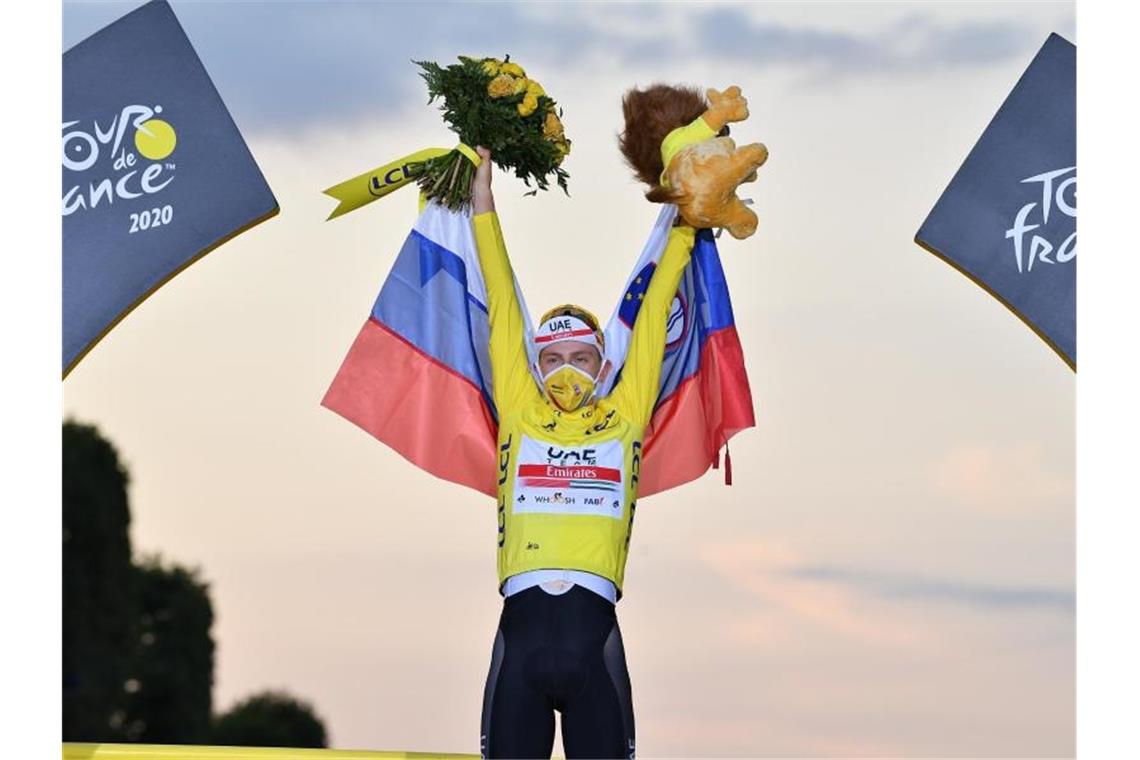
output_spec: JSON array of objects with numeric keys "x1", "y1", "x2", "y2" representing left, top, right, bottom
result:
[{"x1": 472, "y1": 146, "x2": 697, "y2": 760}]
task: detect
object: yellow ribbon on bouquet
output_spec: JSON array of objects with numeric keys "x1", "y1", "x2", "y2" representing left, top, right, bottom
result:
[{"x1": 323, "y1": 144, "x2": 483, "y2": 220}]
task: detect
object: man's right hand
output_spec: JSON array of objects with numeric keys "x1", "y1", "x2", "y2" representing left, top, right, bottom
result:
[
  {"x1": 473, "y1": 145, "x2": 495, "y2": 214},
  {"x1": 474, "y1": 146, "x2": 492, "y2": 188}
]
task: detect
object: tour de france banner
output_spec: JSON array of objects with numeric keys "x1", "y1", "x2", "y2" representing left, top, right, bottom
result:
[
  {"x1": 916, "y1": 33, "x2": 1075, "y2": 370},
  {"x1": 63, "y1": 0, "x2": 278, "y2": 376}
]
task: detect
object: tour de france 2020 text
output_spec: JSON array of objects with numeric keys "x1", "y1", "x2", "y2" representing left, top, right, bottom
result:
[{"x1": 128, "y1": 204, "x2": 173, "y2": 234}]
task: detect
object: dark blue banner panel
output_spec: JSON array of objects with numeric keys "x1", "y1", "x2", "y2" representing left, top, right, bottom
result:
[
  {"x1": 916, "y1": 33, "x2": 1075, "y2": 369},
  {"x1": 63, "y1": 0, "x2": 278, "y2": 375}
]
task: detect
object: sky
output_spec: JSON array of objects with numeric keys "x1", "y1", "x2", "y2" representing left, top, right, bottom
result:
[{"x1": 61, "y1": 2, "x2": 1076, "y2": 756}]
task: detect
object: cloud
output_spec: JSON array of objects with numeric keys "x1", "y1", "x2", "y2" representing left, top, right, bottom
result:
[
  {"x1": 63, "y1": 2, "x2": 528, "y2": 134},
  {"x1": 698, "y1": 536, "x2": 1072, "y2": 652},
  {"x1": 63, "y1": 1, "x2": 1046, "y2": 135},
  {"x1": 698, "y1": 538, "x2": 932, "y2": 646},
  {"x1": 789, "y1": 565, "x2": 1074, "y2": 612},
  {"x1": 922, "y1": 19, "x2": 1031, "y2": 65},
  {"x1": 674, "y1": 7, "x2": 1034, "y2": 75},
  {"x1": 929, "y1": 441, "x2": 1073, "y2": 515}
]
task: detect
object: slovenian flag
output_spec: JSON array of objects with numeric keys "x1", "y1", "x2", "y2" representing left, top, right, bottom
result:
[{"x1": 322, "y1": 203, "x2": 754, "y2": 498}]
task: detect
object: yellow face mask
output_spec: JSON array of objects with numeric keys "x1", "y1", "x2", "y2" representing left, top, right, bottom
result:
[{"x1": 540, "y1": 363, "x2": 598, "y2": 412}]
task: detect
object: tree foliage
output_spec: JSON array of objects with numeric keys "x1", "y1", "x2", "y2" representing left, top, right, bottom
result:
[
  {"x1": 119, "y1": 557, "x2": 215, "y2": 743},
  {"x1": 210, "y1": 691, "x2": 328, "y2": 748},
  {"x1": 63, "y1": 421, "x2": 325, "y2": 746},
  {"x1": 63, "y1": 420, "x2": 136, "y2": 741},
  {"x1": 63, "y1": 422, "x2": 215, "y2": 743}
]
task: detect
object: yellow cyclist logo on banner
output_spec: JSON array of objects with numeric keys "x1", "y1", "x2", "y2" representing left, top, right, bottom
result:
[
  {"x1": 134, "y1": 118, "x2": 177, "y2": 160},
  {"x1": 323, "y1": 144, "x2": 482, "y2": 221}
]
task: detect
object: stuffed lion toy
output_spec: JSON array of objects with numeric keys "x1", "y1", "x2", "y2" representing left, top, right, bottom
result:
[{"x1": 619, "y1": 84, "x2": 768, "y2": 239}]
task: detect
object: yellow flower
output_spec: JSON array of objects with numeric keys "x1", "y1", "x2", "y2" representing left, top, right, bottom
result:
[
  {"x1": 543, "y1": 111, "x2": 564, "y2": 139},
  {"x1": 512, "y1": 76, "x2": 529, "y2": 96},
  {"x1": 518, "y1": 93, "x2": 539, "y2": 117},
  {"x1": 526, "y1": 80, "x2": 545, "y2": 98},
  {"x1": 553, "y1": 138, "x2": 571, "y2": 165},
  {"x1": 487, "y1": 73, "x2": 516, "y2": 99},
  {"x1": 482, "y1": 58, "x2": 502, "y2": 76},
  {"x1": 501, "y1": 61, "x2": 526, "y2": 78}
]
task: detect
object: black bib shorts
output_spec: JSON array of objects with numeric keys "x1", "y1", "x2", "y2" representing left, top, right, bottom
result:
[{"x1": 480, "y1": 584, "x2": 636, "y2": 759}]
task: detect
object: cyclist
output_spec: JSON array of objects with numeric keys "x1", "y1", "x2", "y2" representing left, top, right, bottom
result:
[{"x1": 471, "y1": 145, "x2": 697, "y2": 759}]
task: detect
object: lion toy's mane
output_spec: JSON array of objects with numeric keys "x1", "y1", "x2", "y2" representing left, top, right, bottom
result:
[{"x1": 618, "y1": 83, "x2": 768, "y2": 239}]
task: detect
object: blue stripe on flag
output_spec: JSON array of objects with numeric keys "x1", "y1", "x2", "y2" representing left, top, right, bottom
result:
[
  {"x1": 371, "y1": 230, "x2": 497, "y2": 421},
  {"x1": 692, "y1": 229, "x2": 735, "y2": 332}
]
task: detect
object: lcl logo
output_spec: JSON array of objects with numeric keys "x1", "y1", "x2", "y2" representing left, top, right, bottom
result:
[{"x1": 368, "y1": 164, "x2": 414, "y2": 197}]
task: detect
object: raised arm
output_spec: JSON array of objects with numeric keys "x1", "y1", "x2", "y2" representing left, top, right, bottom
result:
[
  {"x1": 610, "y1": 222, "x2": 697, "y2": 428},
  {"x1": 471, "y1": 147, "x2": 542, "y2": 412}
]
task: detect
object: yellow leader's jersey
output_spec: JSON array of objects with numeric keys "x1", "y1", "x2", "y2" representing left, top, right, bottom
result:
[{"x1": 472, "y1": 211, "x2": 696, "y2": 600}]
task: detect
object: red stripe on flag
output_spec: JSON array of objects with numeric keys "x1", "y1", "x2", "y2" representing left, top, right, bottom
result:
[
  {"x1": 321, "y1": 318, "x2": 498, "y2": 497},
  {"x1": 639, "y1": 326, "x2": 755, "y2": 497}
]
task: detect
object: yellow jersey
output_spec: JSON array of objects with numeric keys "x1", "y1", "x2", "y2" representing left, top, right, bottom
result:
[{"x1": 472, "y1": 212, "x2": 696, "y2": 600}]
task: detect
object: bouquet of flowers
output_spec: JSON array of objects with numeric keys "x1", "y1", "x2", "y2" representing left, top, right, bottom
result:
[{"x1": 407, "y1": 55, "x2": 571, "y2": 210}]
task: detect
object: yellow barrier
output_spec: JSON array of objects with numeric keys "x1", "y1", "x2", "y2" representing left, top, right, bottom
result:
[{"x1": 63, "y1": 744, "x2": 478, "y2": 760}]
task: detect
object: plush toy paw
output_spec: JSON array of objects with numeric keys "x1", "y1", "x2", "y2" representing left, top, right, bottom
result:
[
  {"x1": 704, "y1": 86, "x2": 749, "y2": 132},
  {"x1": 668, "y1": 137, "x2": 769, "y2": 239},
  {"x1": 617, "y1": 81, "x2": 769, "y2": 235}
]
